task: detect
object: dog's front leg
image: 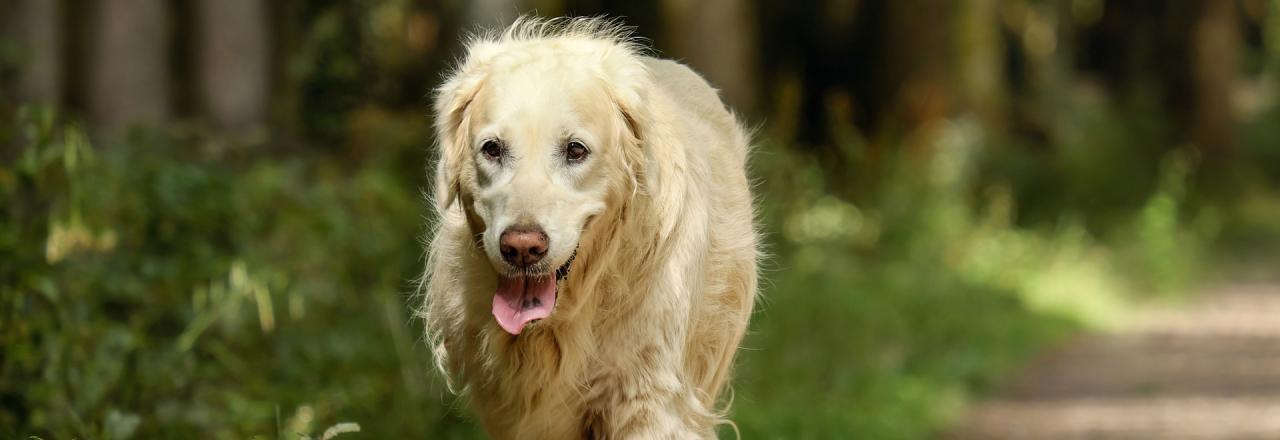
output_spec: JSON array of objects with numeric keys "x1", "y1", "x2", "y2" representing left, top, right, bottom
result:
[
  {"x1": 586, "y1": 238, "x2": 720, "y2": 439},
  {"x1": 586, "y1": 368, "x2": 716, "y2": 439}
]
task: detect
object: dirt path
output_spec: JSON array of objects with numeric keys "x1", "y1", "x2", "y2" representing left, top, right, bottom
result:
[{"x1": 945, "y1": 283, "x2": 1280, "y2": 440}]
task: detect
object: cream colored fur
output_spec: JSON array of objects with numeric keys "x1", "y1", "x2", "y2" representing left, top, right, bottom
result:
[{"x1": 420, "y1": 17, "x2": 758, "y2": 439}]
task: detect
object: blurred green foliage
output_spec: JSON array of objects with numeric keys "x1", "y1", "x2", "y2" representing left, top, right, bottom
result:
[
  {"x1": 732, "y1": 112, "x2": 1211, "y2": 438},
  {"x1": 1, "y1": 107, "x2": 478, "y2": 438},
  {"x1": 2, "y1": 100, "x2": 1232, "y2": 438},
  {"x1": 4, "y1": 1, "x2": 1280, "y2": 438}
]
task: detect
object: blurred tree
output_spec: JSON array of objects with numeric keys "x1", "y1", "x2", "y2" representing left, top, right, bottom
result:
[
  {"x1": 1188, "y1": 0, "x2": 1241, "y2": 158},
  {"x1": 954, "y1": 0, "x2": 1007, "y2": 133},
  {"x1": 1269, "y1": 0, "x2": 1280, "y2": 78},
  {"x1": 659, "y1": 0, "x2": 760, "y2": 114},
  {"x1": 3, "y1": 0, "x2": 63, "y2": 105},
  {"x1": 85, "y1": 0, "x2": 171, "y2": 136},
  {"x1": 1081, "y1": 0, "x2": 1242, "y2": 159},
  {"x1": 755, "y1": 0, "x2": 973, "y2": 195},
  {"x1": 756, "y1": 0, "x2": 872, "y2": 145},
  {"x1": 757, "y1": 0, "x2": 963, "y2": 141},
  {"x1": 879, "y1": 0, "x2": 952, "y2": 143},
  {"x1": 194, "y1": 0, "x2": 270, "y2": 140},
  {"x1": 1008, "y1": 0, "x2": 1076, "y2": 144}
]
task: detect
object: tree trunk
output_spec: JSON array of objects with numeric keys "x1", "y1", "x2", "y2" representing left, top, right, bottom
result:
[
  {"x1": 86, "y1": 0, "x2": 171, "y2": 136},
  {"x1": 660, "y1": 0, "x2": 760, "y2": 114},
  {"x1": 953, "y1": 0, "x2": 1005, "y2": 133},
  {"x1": 194, "y1": 0, "x2": 270, "y2": 138},
  {"x1": 4, "y1": 0, "x2": 63, "y2": 105},
  {"x1": 1188, "y1": 0, "x2": 1240, "y2": 158},
  {"x1": 878, "y1": 0, "x2": 951, "y2": 149}
]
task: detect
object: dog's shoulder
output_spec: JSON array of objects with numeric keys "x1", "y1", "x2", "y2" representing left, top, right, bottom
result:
[
  {"x1": 641, "y1": 57, "x2": 728, "y2": 117},
  {"x1": 640, "y1": 56, "x2": 747, "y2": 161}
]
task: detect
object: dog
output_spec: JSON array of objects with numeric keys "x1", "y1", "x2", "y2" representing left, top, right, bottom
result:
[{"x1": 420, "y1": 17, "x2": 758, "y2": 439}]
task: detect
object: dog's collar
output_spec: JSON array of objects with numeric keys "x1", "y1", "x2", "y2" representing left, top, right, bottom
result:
[{"x1": 554, "y1": 249, "x2": 577, "y2": 281}]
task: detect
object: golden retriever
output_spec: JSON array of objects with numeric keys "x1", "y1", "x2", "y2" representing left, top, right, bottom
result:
[{"x1": 420, "y1": 17, "x2": 758, "y2": 439}]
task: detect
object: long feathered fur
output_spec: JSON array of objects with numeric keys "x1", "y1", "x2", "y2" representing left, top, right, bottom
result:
[{"x1": 420, "y1": 16, "x2": 758, "y2": 439}]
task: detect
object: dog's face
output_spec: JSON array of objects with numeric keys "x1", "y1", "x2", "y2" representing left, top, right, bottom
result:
[
  {"x1": 435, "y1": 44, "x2": 644, "y2": 335},
  {"x1": 467, "y1": 65, "x2": 616, "y2": 276}
]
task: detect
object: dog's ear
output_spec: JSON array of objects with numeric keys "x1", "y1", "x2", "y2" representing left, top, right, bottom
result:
[
  {"x1": 605, "y1": 60, "x2": 653, "y2": 183},
  {"x1": 431, "y1": 63, "x2": 488, "y2": 211},
  {"x1": 607, "y1": 67, "x2": 688, "y2": 240},
  {"x1": 614, "y1": 92, "x2": 645, "y2": 145},
  {"x1": 611, "y1": 89, "x2": 648, "y2": 177}
]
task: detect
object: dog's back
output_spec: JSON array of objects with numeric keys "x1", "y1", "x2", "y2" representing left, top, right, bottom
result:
[{"x1": 643, "y1": 56, "x2": 759, "y2": 411}]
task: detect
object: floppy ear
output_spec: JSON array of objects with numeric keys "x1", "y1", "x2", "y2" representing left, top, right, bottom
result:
[
  {"x1": 432, "y1": 66, "x2": 487, "y2": 211},
  {"x1": 611, "y1": 89, "x2": 648, "y2": 179},
  {"x1": 608, "y1": 68, "x2": 687, "y2": 240},
  {"x1": 603, "y1": 55, "x2": 655, "y2": 187}
]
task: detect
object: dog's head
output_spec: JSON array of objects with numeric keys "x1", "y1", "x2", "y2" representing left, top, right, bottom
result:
[{"x1": 432, "y1": 19, "x2": 649, "y2": 335}]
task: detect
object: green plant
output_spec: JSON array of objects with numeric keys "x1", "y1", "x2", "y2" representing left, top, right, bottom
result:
[{"x1": 0, "y1": 108, "x2": 478, "y2": 438}]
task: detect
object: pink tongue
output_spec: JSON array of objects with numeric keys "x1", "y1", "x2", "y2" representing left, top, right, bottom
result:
[{"x1": 492, "y1": 275, "x2": 558, "y2": 335}]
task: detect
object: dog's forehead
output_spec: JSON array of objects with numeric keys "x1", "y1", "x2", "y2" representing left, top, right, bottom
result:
[
  {"x1": 475, "y1": 61, "x2": 614, "y2": 133},
  {"x1": 488, "y1": 52, "x2": 602, "y2": 91}
]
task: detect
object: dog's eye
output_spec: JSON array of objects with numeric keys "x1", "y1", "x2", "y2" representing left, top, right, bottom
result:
[
  {"x1": 565, "y1": 141, "x2": 590, "y2": 163},
  {"x1": 481, "y1": 140, "x2": 504, "y2": 161}
]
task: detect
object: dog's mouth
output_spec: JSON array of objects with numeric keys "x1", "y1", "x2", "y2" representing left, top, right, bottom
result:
[{"x1": 491, "y1": 251, "x2": 576, "y2": 335}]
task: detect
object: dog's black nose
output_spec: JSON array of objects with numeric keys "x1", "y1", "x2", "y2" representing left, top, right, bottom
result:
[{"x1": 500, "y1": 225, "x2": 548, "y2": 268}]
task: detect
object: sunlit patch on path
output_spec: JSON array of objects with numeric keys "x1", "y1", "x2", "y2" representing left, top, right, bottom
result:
[{"x1": 946, "y1": 283, "x2": 1280, "y2": 440}]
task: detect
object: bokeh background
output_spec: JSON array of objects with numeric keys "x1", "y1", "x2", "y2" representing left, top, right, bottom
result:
[{"x1": 3, "y1": 0, "x2": 1280, "y2": 438}]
